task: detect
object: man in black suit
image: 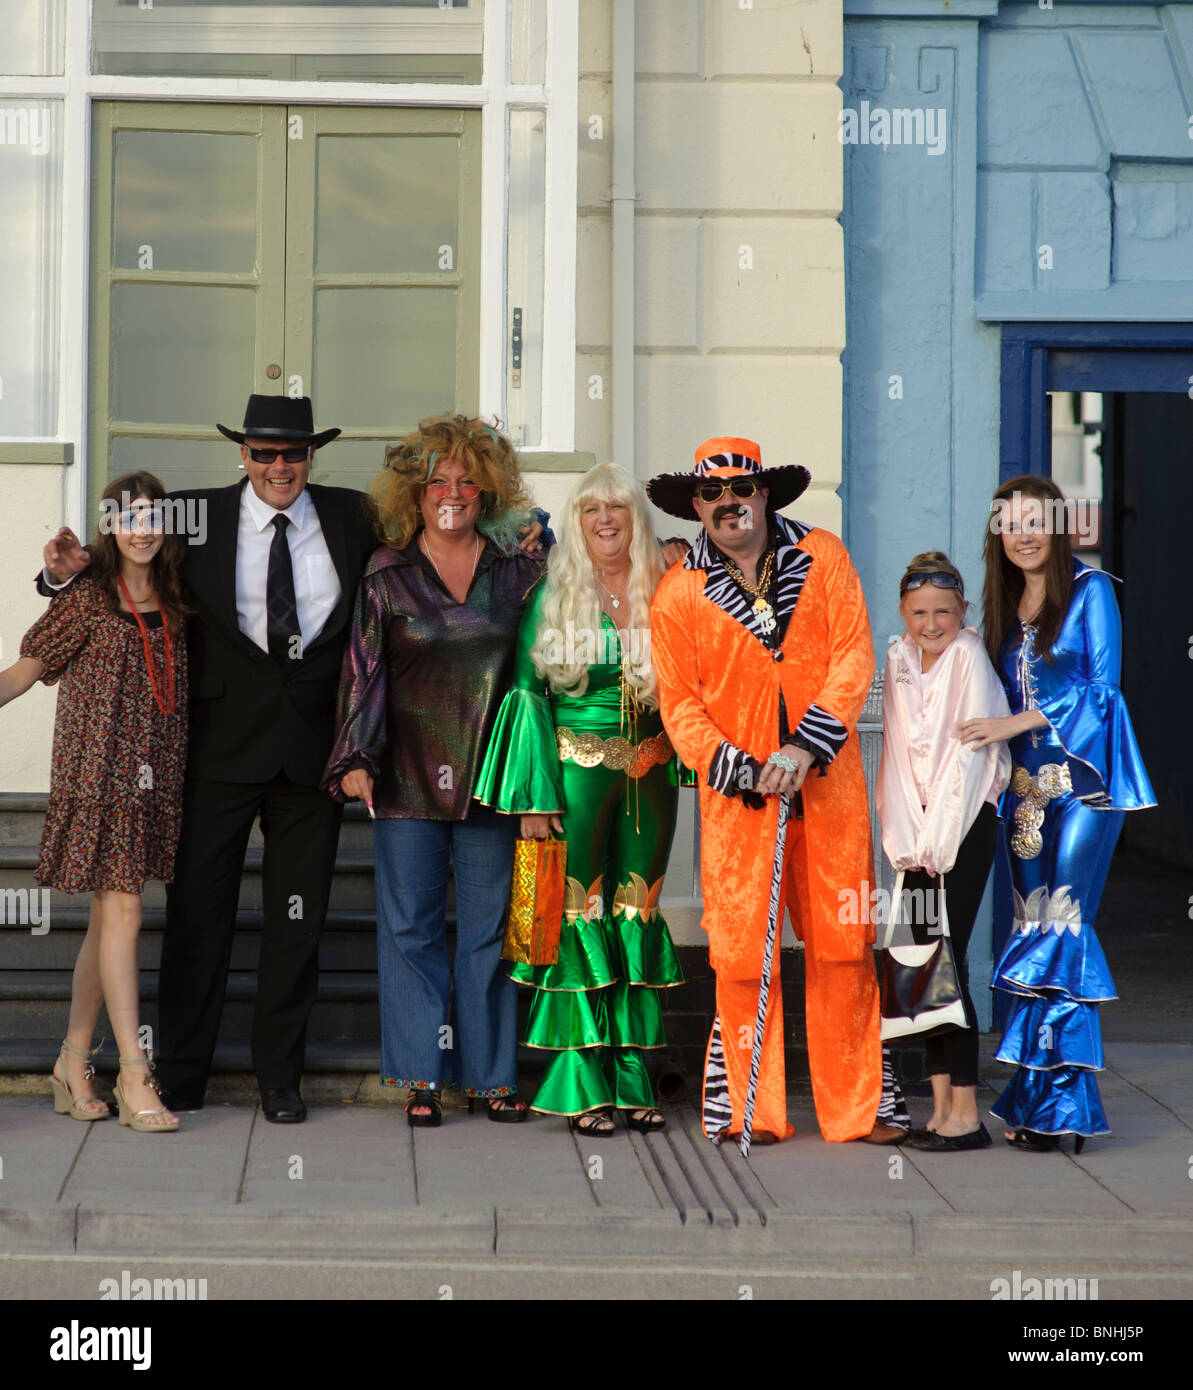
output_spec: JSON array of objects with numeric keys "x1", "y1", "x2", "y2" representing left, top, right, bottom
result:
[{"x1": 43, "y1": 396, "x2": 377, "y2": 1122}]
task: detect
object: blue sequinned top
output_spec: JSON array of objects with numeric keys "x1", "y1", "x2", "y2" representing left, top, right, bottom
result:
[{"x1": 997, "y1": 561, "x2": 1155, "y2": 811}]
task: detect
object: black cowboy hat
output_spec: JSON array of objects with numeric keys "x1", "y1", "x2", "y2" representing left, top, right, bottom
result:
[
  {"x1": 217, "y1": 394, "x2": 341, "y2": 449},
  {"x1": 646, "y1": 435, "x2": 810, "y2": 520}
]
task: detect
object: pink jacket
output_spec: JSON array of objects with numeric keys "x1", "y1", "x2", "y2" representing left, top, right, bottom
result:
[{"x1": 877, "y1": 627, "x2": 1011, "y2": 877}]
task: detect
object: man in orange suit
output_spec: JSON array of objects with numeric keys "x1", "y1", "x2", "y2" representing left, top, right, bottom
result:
[{"x1": 649, "y1": 437, "x2": 902, "y2": 1147}]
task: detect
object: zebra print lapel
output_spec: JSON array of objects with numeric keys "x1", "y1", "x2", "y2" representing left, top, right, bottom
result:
[{"x1": 686, "y1": 514, "x2": 814, "y2": 648}]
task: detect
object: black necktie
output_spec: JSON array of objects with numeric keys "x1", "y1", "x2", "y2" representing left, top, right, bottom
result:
[{"x1": 267, "y1": 514, "x2": 300, "y2": 664}]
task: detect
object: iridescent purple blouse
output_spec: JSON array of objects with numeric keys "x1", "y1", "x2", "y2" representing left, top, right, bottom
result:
[{"x1": 323, "y1": 538, "x2": 544, "y2": 819}]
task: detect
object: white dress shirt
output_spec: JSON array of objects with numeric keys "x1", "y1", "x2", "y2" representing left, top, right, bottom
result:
[{"x1": 237, "y1": 484, "x2": 341, "y2": 657}]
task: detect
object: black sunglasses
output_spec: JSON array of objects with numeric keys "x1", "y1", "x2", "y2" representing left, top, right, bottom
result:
[
  {"x1": 901, "y1": 571, "x2": 963, "y2": 596},
  {"x1": 246, "y1": 445, "x2": 312, "y2": 464},
  {"x1": 696, "y1": 479, "x2": 760, "y2": 504}
]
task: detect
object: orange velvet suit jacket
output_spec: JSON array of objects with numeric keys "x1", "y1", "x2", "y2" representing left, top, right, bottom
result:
[{"x1": 651, "y1": 519, "x2": 876, "y2": 974}]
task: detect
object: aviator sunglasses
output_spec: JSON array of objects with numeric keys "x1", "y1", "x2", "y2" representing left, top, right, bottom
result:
[
  {"x1": 245, "y1": 445, "x2": 313, "y2": 464},
  {"x1": 695, "y1": 478, "x2": 761, "y2": 504}
]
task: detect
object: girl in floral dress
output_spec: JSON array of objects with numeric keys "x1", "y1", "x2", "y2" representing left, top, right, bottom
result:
[{"x1": 0, "y1": 473, "x2": 189, "y2": 1132}]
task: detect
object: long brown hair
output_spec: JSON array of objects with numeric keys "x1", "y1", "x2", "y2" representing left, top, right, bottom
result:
[
  {"x1": 981, "y1": 474, "x2": 1073, "y2": 666},
  {"x1": 86, "y1": 472, "x2": 191, "y2": 636}
]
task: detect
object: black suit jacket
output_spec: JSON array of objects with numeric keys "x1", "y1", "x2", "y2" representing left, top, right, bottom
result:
[
  {"x1": 176, "y1": 480, "x2": 377, "y2": 786},
  {"x1": 38, "y1": 480, "x2": 377, "y2": 787}
]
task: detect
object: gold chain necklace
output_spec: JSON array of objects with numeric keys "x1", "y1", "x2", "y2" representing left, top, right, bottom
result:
[{"x1": 723, "y1": 548, "x2": 777, "y2": 634}]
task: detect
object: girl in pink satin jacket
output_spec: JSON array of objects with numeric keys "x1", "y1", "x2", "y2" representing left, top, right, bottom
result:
[{"x1": 876, "y1": 551, "x2": 1010, "y2": 1153}]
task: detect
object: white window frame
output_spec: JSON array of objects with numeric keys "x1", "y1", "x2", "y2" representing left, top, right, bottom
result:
[{"x1": 0, "y1": 0, "x2": 577, "y2": 529}]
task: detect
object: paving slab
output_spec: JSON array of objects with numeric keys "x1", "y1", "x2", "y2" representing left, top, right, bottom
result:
[
  {"x1": 60, "y1": 1104, "x2": 252, "y2": 1206},
  {"x1": 0, "y1": 1097, "x2": 91, "y2": 1204},
  {"x1": 410, "y1": 1112, "x2": 598, "y2": 1210},
  {"x1": 241, "y1": 1103, "x2": 417, "y2": 1209},
  {"x1": 1104, "y1": 1044, "x2": 1193, "y2": 1126}
]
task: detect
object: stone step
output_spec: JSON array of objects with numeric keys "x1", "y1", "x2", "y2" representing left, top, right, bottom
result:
[
  {"x1": 0, "y1": 909, "x2": 389, "y2": 970},
  {"x1": 0, "y1": 846, "x2": 382, "y2": 911},
  {"x1": 0, "y1": 792, "x2": 377, "y2": 854}
]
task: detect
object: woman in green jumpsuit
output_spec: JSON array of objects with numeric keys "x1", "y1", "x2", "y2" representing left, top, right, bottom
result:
[{"x1": 475, "y1": 463, "x2": 684, "y2": 1135}]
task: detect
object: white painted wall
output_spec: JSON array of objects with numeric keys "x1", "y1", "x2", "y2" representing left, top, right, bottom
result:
[{"x1": 0, "y1": 467, "x2": 72, "y2": 792}]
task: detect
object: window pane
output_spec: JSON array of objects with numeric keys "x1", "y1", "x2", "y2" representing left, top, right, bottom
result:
[
  {"x1": 0, "y1": 0, "x2": 64, "y2": 76},
  {"x1": 114, "y1": 131, "x2": 258, "y2": 273},
  {"x1": 109, "y1": 436, "x2": 238, "y2": 496},
  {"x1": 111, "y1": 284, "x2": 256, "y2": 425},
  {"x1": 0, "y1": 102, "x2": 61, "y2": 436},
  {"x1": 92, "y1": 0, "x2": 484, "y2": 84},
  {"x1": 510, "y1": 0, "x2": 546, "y2": 86},
  {"x1": 506, "y1": 110, "x2": 545, "y2": 448},
  {"x1": 314, "y1": 287, "x2": 457, "y2": 428},
  {"x1": 315, "y1": 134, "x2": 460, "y2": 274}
]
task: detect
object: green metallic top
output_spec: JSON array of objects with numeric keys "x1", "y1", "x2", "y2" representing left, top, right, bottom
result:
[{"x1": 474, "y1": 579, "x2": 665, "y2": 814}]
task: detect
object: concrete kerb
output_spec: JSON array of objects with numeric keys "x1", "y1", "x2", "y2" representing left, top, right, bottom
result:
[{"x1": 73, "y1": 1207, "x2": 496, "y2": 1259}]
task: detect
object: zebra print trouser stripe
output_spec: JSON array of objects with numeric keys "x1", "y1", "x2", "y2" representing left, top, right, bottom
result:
[
  {"x1": 877, "y1": 1046, "x2": 911, "y2": 1130},
  {"x1": 702, "y1": 1015, "x2": 732, "y2": 1138}
]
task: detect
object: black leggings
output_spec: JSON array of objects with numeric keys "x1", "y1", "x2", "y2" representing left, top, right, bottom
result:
[{"x1": 902, "y1": 802, "x2": 998, "y2": 1088}]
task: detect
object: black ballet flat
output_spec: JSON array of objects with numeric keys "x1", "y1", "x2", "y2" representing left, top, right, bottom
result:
[{"x1": 905, "y1": 1123, "x2": 991, "y2": 1152}]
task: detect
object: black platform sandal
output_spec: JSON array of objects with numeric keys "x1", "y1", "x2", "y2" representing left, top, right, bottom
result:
[
  {"x1": 570, "y1": 1108, "x2": 616, "y2": 1137},
  {"x1": 405, "y1": 1089, "x2": 442, "y2": 1128},
  {"x1": 1004, "y1": 1128, "x2": 1058, "y2": 1152},
  {"x1": 624, "y1": 1108, "x2": 666, "y2": 1134},
  {"x1": 468, "y1": 1095, "x2": 529, "y2": 1124}
]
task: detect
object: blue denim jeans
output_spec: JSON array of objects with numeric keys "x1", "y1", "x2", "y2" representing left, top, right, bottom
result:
[{"x1": 374, "y1": 808, "x2": 519, "y2": 1096}]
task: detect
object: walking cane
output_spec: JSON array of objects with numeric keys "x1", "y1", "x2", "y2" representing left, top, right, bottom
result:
[{"x1": 740, "y1": 791, "x2": 790, "y2": 1158}]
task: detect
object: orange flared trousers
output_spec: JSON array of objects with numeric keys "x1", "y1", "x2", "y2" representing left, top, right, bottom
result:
[{"x1": 704, "y1": 821, "x2": 882, "y2": 1143}]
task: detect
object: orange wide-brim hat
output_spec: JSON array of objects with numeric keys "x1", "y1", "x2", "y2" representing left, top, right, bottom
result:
[{"x1": 645, "y1": 436, "x2": 811, "y2": 520}]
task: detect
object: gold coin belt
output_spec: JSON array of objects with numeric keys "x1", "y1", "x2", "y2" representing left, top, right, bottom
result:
[
  {"x1": 556, "y1": 727, "x2": 674, "y2": 778},
  {"x1": 1010, "y1": 761, "x2": 1072, "y2": 860}
]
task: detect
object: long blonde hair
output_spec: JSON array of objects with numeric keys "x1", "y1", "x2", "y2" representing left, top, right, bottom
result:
[{"x1": 530, "y1": 463, "x2": 665, "y2": 707}]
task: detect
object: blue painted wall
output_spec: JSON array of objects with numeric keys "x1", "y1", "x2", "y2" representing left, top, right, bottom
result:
[
  {"x1": 840, "y1": 2, "x2": 1193, "y2": 1025},
  {"x1": 842, "y1": 13, "x2": 1000, "y2": 650}
]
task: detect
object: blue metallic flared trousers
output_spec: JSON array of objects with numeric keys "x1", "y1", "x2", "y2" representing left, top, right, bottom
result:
[{"x1": 991, "y1": 747, "x2": 1124, "y2": 1137}]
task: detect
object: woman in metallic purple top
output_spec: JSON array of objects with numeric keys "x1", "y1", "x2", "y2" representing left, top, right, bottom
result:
[{"x1": 323, "y1": 416, "x2": 544, "y2": 1127}]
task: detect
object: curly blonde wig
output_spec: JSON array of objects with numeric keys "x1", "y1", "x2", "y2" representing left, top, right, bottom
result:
[
  {"x1": 530, "y1": 462, "x2": 665, "y2": 708},
  {"x1": 369, "y1": 414, "x2": 534, "y2": 553}
]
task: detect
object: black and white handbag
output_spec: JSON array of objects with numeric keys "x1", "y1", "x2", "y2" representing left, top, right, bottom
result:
[{"x1": 879, "y1": 870, "x2": 968, "y2": 1042}]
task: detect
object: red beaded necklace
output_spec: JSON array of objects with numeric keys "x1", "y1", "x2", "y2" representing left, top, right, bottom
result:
[{"x1": 116, "y1": 572, "x2": 176, "y2": 716}]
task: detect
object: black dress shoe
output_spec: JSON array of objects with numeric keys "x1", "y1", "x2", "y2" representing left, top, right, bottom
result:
[
  {"x1": 260, "y1": 1087, "x2": 307, "y2": 1124},
  {"x1": 905, "y1": 1123, "x2": 991, "y2": 1152}
]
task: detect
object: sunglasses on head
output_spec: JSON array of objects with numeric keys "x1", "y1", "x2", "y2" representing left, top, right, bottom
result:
[
  {"x1": 901, "y1": 571, "x2": 963, "y2": 595},
  {"x1": 696, "y1": 478, "x2": 761, "y2": 504},
  {"x1": 245, "y1": 445, "x2": 312, "y2": 464}
]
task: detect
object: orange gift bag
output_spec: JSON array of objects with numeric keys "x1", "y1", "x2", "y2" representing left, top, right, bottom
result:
[{"x1": 501, "y1": 836, "x2": 566, "y2": 966}]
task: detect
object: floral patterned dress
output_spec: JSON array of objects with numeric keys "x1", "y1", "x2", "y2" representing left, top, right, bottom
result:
[{"x1": 20, "y1": 577, "x2": 189, "y2": 894}]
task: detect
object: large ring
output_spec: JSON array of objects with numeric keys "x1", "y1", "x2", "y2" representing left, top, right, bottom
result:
[{"x1": 767, "y1": 752, "x2": 800, "y2": 773}]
